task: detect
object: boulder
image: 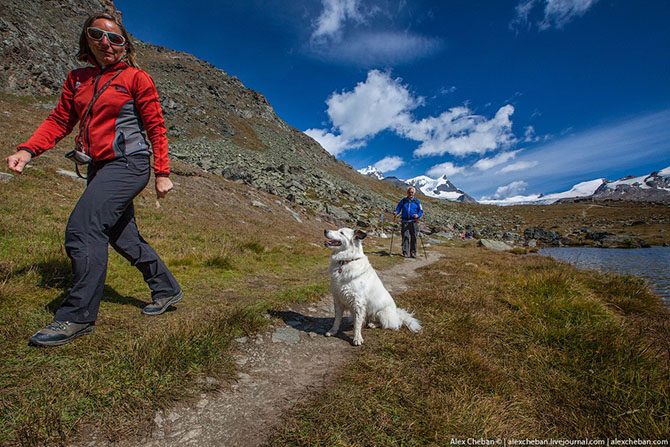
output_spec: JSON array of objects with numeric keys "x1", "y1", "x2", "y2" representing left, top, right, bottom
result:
[
  {"x1": 326, "y1": 205, "x2": 350, "y2": 220},
  {"x1": 479, "y1": 239, "x2": 514, "y2": 252}
]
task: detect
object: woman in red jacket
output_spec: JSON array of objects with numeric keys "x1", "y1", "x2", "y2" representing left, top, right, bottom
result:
[{"x1": 6, "y1": 12, "x2": 183, "y2": 346}]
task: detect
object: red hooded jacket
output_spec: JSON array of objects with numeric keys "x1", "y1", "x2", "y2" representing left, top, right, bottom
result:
[{"x1": 18, "y1": 60, "x2": 170, "y2": 176}]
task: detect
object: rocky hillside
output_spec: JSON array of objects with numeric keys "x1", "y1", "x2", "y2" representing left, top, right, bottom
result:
[
  {"x1": 1, "y1": 0, "x2": 507, "y2": 235},
  {"x1": 4, "y1": 0, "x2": 669, "y2": 248}
]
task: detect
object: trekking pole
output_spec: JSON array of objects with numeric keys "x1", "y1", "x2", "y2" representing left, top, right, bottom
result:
[
  {"x1": 418, "y1": 224, "x2": 428, "y2": 260},
  {"x1": 389, "y1": 214, "x2": 396, "y2": 256}
]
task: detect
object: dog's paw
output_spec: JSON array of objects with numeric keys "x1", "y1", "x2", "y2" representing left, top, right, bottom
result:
[
  {"x1": 367, "y1": 322, "x2": 377, "y2": 329},
  {"x1": 352, "y1": 337, "x2": 363, "y2": 346},
  {"x1": 325, "y1": 331, "x2": 335, "y2": 337}
]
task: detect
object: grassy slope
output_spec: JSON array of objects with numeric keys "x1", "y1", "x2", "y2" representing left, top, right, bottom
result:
[
  {"x1": 0, "y1": 95, "x2": 399, "y2": 445},
  {"x1": 2, "y1": 94, "x2": 669, "y2": 445},
  {"x1": 270, "y1": 244, "x2": 669, "y2": 444}
]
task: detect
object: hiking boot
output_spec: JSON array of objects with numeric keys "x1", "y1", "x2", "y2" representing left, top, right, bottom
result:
[
  {"x1": 29, "y1": 320, "x2": 94, "y2": 347},
  {"x1": 142, "y1": 290, "x2": 184, "y2": 316}
]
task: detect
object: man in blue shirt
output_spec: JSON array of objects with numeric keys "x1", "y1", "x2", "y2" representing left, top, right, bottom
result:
[{"x1": 394, "y1": 186, "x2": 424, "y2": 258}]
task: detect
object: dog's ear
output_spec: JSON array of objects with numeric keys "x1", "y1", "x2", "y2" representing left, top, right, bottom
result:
[{"x1": 354, "y1": 229, "x2": 367, "y2": 240}]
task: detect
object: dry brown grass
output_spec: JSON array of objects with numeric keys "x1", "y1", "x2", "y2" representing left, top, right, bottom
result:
[{"x1": 269, "y1": 245, "x2": 669, "y2": 444}]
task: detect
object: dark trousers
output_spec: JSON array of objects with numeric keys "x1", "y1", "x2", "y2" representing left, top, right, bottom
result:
[
  {"x1": 55, "y1": 155, "x2": 181, "y2": 323},
  {"x1": 401, "y1": 221, "x2": 418, "y2": 257}
]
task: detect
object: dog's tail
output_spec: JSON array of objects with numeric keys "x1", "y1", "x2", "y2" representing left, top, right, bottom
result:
[{"x1": 397, "y1": 308, "x2": 422, "y2": 333}]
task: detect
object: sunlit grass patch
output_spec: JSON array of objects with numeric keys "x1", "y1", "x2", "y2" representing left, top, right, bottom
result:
[
  {"x1": 270, "y1": 248, "x2": 669, "y2": 443},
  {"x1": 0, "y1": 126, "x2": 336, "y2": 445}
]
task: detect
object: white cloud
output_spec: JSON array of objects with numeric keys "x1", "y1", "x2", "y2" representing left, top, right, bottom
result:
[
  {"x1": 308, "y1": 1, "x2": 442, "y2": 65},
  {"x1": 312, "y1": 0, "x2": 365, "y2": 41},
  {"x1": 407, "y1": 104, "x2": 516, "y2": 157},
  {"x1": 511, "y1": 0, "x2": 599, "y2": 31},
  {"x1": 326, "y1": 70, "x2": 421, "y2": 140},
  {"x1": 522, "y1": 125, "x2": 552, "y2": 143},
  {"x1": 499, "y1": 160, "x2": 539, "y2": 173},
  {"x1": 426, "y1": 162, "x2": 465, "y2": 178},
  {"x1": 373, "y1": 155, "x2": 404, "y2": 173},
  {"x1": 304, "y1": 128, "x2": 363, "y2": 156},
  {"x1": 485, "y1": 180, "x2": 529, "y2": 199},
  {"x1": 450, "y1": 109, "x2": 670, "y2": 200},
  {"x1": 304, "y1": 70, "x2": 517, "y2": 158},
  {"x1": 473, "y1": 150, "x2": 521, "y2": 170}
]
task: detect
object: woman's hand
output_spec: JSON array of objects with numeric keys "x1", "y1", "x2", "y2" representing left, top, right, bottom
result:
[
  {"x1": 155, "y1": 176, "x2": 174, "y2": 199},
  {"x1": 5, "y1": 150, "x2": 32, "y2": 174}
]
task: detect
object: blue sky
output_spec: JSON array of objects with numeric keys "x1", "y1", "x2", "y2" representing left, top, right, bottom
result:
[{"x1": 116, "y1": 0, "x2": 670, "y2": 200}]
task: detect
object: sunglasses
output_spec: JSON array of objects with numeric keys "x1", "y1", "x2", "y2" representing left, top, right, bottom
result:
[{"x1": 86, "y1": 27, "x2": 126, "y2": 46}]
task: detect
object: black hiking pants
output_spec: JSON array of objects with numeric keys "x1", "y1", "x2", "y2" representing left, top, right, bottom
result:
[{"x1": 54, "y1": 154, "x2": 181, "y2": 323}]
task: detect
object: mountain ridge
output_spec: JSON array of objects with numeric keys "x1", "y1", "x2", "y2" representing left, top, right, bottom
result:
[{"x1": 481, "y1": 166, "x2": 670, "y2": 206}]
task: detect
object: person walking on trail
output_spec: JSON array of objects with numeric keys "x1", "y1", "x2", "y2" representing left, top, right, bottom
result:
[
  {"x1": 394, "y1": 187, "x2": 424, "y2": 258},
  {"x1": 5, "y1": 12, "x2": 183, "y2": 347}
]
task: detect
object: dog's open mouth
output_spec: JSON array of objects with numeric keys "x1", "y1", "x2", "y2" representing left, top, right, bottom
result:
[{"x1": 324, "y1": 239, "x2": 342, "y2": 247}]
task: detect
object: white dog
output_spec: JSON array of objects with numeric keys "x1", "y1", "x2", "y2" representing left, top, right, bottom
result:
[{"x1": 323, "y1": 228, "x2": 422, "y2": 346}]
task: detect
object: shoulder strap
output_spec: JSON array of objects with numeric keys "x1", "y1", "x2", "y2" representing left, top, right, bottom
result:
[
  {"x1": 76, "y1": 69, "x2": 124, "y2": 153},
  {"x1": 80, "y1": 69, "x2": 124, "y2": 126}
]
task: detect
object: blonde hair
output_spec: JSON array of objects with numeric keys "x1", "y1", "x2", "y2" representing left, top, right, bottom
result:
[{"x1": 77, "y1": 12, "x2": 138, "y2": 68}]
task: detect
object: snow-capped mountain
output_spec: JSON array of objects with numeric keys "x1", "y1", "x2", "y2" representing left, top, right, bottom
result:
[
  {"x1": 357, "y1": 167, "x2": 477, "y2": 203},
  {"x1": 479, "y1": 179, "x2": 605, "y2": 205},
  {"x1": 404, "y1": 175, "x2": 477, "y2": 203},
  {"x1": 357, "y1": 166, "x2": 384, "y2": 180},
  {"x1": 481, "y1": 166, "x2": 670, "y2": 206},
  {"x1": 590, "y1": 168, "x2": 670, "y2": 202}
]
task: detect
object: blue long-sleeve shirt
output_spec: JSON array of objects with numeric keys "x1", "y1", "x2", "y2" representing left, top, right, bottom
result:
[{"x1": 395, "y1": 197, "x2": 424, "y2": 222}]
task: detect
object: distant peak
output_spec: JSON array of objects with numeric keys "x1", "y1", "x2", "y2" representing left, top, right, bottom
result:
[{"x1": 357, "y1": 165, "x2": 384, "y2": 180}]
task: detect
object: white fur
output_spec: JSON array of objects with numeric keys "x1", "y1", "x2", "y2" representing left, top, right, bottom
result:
[{"x1": 324, "y1": 228, "x2": 422, "y2": 346}]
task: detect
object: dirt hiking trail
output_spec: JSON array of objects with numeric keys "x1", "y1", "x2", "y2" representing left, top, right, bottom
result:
[{"x1": 73, "y1": 252, "x2": 440, "y2": 447}]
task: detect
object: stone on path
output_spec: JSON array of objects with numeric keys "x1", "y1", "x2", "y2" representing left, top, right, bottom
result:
[{"x1": 271, "y1": 326, "x2": 301, "y2": 345}]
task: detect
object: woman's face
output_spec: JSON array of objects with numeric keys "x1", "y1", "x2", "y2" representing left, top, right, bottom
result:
[{"x1": 87, "y1": 18, "x2": 126, "y2": 67}]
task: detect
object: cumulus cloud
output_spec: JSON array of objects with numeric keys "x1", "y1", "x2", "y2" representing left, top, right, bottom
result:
[
  {"x1": 405, "y1": 104, "x2": 516, "y2": 157},
  {"x1": 486, "y1": 180, "x2": 529, "y2": 199},
  {"x1": 511, "y1": 0, "x2": 599, "y2": 31},
  {"x1": 326, "y1": 70, "x2": 421, "y2": 139},
  {"x1": 304, "y1": 70, "x2": 517, "y2": 158},
  {"x1": 373, "y1": 155, "x2": 405, "y2": 172},
  {"x1": 426, "y1": 162, "x2": 465, "y2": 178},
  {"x1": 473, "y1": 150, "x2": 521, "y2": 170},
  {"x1": 499, "y1": 160, "x2": 539, "y2": 173}
]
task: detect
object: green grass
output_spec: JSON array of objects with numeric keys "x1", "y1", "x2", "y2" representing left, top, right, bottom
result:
[
  {"x1": 269, "y1": 247, "x2": 670, "y2": 444},
  {"x1": 0, "y1": 149, "x2": 366, "y2": 446}
]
